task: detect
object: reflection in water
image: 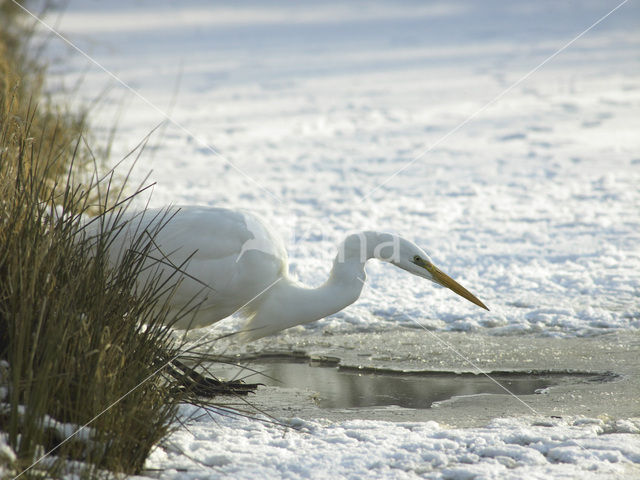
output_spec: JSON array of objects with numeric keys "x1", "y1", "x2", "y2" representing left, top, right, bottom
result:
[{"x1": 244, "y1": 360, "x2": 559, "y2": 409}]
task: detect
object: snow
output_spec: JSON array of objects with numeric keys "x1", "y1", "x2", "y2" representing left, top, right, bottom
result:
[
  {"x1": 42, "y1": 0, "x2": 640, "y2": 340},
  {"x1": 0, "y1": 434, "x2": 16, "y2": 477},
  {"x1": 34, "y1": 0, "x2": 640, "y2": 478},
  {"x1": 142, "y1": 408, "x2": 640, "y2": 480}
]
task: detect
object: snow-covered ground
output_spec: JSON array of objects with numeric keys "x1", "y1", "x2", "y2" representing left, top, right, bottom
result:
[
  {"x1": 35, "y1": 0, "x2": 640, "y2": 478},
  {"x1": 143, "y1": 410, "x2": 640, "y2": 480},
  {"x1": 43, "y1": 0, "x2": 640, "y2": 339}
]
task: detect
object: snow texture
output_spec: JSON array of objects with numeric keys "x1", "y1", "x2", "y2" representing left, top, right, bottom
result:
[
  {"x1": 43, "y1": 0, "x2": 640, "y2": 340},
  {"x1": 143, "y1": 407, "x2": 640, "y2": 480},
  {"x1": 38, "y1": 0, "x2": 640, "y2": 478}
]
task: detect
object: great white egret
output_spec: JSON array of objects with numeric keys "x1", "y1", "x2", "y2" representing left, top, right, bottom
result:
[{"x1": 104, "y1": 206, "x2": 488, "y2": 341}]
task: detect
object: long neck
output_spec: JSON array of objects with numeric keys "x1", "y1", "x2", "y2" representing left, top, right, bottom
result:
[
  {"x1": 243, "y1": 232, "x2": 392, "y2": 341},
  {"x1": 286, "y1": 256, "x2": 368, "y2": 322}
]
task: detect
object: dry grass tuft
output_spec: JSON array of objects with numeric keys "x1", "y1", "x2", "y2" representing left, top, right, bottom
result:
[{"x1": 0, "y1": 2, "x2": 231, "y2": 478}]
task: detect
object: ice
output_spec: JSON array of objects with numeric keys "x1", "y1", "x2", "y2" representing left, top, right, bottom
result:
[
  {"x1": 35, "y1": 0, "x2": 640, "y2": 478},
  {"x1": 142, "y1": 410, "x2": 640, "y2": 479}
]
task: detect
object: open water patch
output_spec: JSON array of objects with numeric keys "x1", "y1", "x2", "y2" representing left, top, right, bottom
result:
[{"x1": 228, "y1": 355, "x2": 616, "y2": 409}]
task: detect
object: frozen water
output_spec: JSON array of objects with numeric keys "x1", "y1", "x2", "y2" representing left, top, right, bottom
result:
[
  {"x1": 36, "y1": 0, "x2": 640, "y2": 478},
  {"x1": 144, "y1": 407, "x2": 640, "y2": 480},
  {"x1": 212, "y1": 358, "x2": 598, "y2": 409},
  {"x1": 42, "y1": 0, "x2": 640, "y2": 340}
]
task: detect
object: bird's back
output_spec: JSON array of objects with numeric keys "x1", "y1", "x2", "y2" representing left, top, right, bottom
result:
[{"x1": 97, "y1": 206, "x2": 288, "y2": 329}]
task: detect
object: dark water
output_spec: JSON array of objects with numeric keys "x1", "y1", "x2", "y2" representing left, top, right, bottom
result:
[{"x1": 237, "y1": 359, "x2": 603, "y2": 409}]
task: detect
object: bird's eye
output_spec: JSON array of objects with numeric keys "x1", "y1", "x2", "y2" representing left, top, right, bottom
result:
[{"x1": 413, "y1": 255, "x2": 421, "y2": 263}]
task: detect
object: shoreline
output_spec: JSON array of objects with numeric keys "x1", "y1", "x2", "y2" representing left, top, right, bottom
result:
[{"x1": 213, "y1": 330, "x2": 640, "y2": 427}]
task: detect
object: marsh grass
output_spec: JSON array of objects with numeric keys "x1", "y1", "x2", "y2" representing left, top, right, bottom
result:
[
  {"x1": 0, "y1": 81, "x2": 207, "y2": 480},
  {"x1": 0, "y1": 2, "x2": 233, "y2": 478},
  {"x1": 1, "y1": 0, "x2": 102, "y2": 211}
]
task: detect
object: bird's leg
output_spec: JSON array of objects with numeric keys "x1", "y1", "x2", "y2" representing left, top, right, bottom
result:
[{"x1": 163, "y1": 357, "x2": 261, "y2": 397}]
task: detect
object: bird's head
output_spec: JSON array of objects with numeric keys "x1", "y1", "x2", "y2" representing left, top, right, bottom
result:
[{"x1": 389, "y1": 237, "x2": 489, "y2": 311}]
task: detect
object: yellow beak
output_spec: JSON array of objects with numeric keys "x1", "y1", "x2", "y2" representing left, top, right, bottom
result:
[{"x1": 419, "y1": 259, "x2": 489, "y2": 310}]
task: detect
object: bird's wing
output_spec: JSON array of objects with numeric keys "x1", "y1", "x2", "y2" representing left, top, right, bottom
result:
[
  {"x1": 110, "y1": 206, "x2": 273, "y2": 262},
  {"x1": 150, "y1": 207, "x2": 254, "y2": 261},
  {"x1": 106, "y1": 206, "x2": 288, "y2": 326}
]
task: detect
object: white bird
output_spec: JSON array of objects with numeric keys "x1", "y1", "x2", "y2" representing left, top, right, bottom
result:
[{"x1": 103, "y1": 206, "x2": 488, "y2": 342}]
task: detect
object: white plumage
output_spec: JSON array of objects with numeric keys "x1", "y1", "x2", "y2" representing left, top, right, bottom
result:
[{"x1": 101, "y1": 206, "x2": 488, "y2": 341}]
